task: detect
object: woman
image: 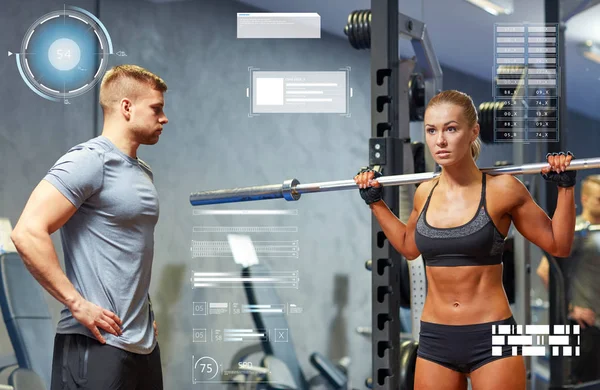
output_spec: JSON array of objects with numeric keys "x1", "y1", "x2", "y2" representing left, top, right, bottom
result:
[{"x1": 354, "y1": 90, "x2": 576, "y2": 389}]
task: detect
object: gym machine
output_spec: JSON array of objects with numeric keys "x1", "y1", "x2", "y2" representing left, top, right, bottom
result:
[
  {"x1": 345, "y1": 2, "x2": 442, "y2": 389},
  {"x1": 544, "y1": 222, "x2": 600, "y2": 390},
  {"x1": 189, "y1": 1, "x2": 600, "y2": 389}
]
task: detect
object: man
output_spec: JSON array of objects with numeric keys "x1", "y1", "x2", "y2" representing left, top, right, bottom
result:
[
  {"x1": 10, "y1": 64, "x2": 168, "y2": 389},
  {"x1": 537, "y1": 174, "x2": 600, "y2": 384}
]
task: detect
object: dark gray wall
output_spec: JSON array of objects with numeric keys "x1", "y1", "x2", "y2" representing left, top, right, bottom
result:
[
  {"x1": 1, "y1": 0, "x2": 599, "y2": 389},
  {"x1": 0, "y1": 0, "x2": 98, "y2": 380},
  {"x1": 100, "y1": 1, "x2": 374, "y2": 387}
]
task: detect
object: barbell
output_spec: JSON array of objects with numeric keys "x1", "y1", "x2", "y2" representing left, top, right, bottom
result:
[{"x1": 189, "y1": 157, "x2": 600, "y2": 206}]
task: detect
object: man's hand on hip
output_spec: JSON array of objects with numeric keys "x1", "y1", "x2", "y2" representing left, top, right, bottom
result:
[
  {"x1": 571, "y1": 306, "x2": 596, "y2": 329},
  {"x1": 69, "y1": 297, "x2": 123, "y2": 343}
]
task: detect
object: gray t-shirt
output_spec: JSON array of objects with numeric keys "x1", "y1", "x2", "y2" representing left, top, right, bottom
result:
[
  {"x1": 568, "y1": 217, "x2": 600, "y2": 326},
  {"x1": 44, "y1": 135, "x2": 159, "y2": 354}
]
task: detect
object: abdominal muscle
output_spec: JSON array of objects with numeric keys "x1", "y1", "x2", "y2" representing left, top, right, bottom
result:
[{"x1": 420, "y1": 263, "x2": 513, "y2": 325}]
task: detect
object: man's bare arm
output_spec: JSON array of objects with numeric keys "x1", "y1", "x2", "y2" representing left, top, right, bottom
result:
[
  {"x1": 11, "y1": 181, "x2": 81, "y2": 305},
  {"x1": 536, "y1": 255, "x2": 550, "y2": 290},
  {"x1": 11, "y1": 180, "x2": 122, "y2": 342}
]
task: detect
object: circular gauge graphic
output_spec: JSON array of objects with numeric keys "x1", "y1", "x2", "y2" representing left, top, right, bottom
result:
[
  {"x1": 16, "y1": 6, "x2": 113, "y2": 102},
  {"x1": 193, "y1": 356, "x2": 219, "y2": 382}
]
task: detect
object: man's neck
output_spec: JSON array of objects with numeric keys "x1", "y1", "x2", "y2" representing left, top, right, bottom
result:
[
  {"x1": 101, "y1": 126, "x2": 139, "y2": 159},
  {"x1": 581, "y1": 210, "x2": 600, "y2": 225}
]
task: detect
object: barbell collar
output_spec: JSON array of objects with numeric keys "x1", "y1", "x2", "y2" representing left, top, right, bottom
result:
[{"x1": 282, "y1": 178, "x2": 301, "y2": 201}]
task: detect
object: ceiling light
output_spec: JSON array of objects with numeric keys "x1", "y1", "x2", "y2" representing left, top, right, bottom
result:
[
  {"x1": 580, "y1": 42, "x2": 600, "y2": 64},
  {"x1": 464, "y1": 0, "x2": 514, "y2": 16}
]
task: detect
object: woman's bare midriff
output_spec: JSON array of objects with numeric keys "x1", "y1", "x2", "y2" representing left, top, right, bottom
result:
[{"x1": 420, "y1": 263, "x2": 512, "y2": 325}]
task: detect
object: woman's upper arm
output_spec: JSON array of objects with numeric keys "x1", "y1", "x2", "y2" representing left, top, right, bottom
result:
[
  {"x1": 403, "y1": 183, "x2": 430, "y2": 260},
  {"x1": 504, "y1": 176, "x2": 563, "y2": 256}
]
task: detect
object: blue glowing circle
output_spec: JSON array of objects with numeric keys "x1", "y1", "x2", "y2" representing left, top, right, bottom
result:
[
  {"x1": 17, "y1": 7, "x2": 113, "y2": 101},
  {"x1": 48, "y1": 38, "x2": 81, "y2": 71}
]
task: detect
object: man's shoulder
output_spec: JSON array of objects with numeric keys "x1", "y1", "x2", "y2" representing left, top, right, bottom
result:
[
  {"x1": 45, "y1": 137, "x2": 107, "y2": 198},
  {"x1": 67, "y1": 137, "x2": 110, "y2": 155}
]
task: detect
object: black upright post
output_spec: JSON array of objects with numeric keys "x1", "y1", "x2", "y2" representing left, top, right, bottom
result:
[
  {"x1": 544, "y1": 0, "x2": 568, "y2": 216},
  {"x1": 93, "y1": 0, "x2": 101, "y2": 137},
  {"x1": 370, "y1": 1, "x2": 402, "y2": 389},
  {"x1": 545, "y1": 0, "x2": 569, "y2": 389}
]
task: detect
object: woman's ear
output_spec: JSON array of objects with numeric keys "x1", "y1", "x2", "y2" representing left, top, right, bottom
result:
[{"x1": 473, "y1": 123, "x2": 480, "y2": 142}]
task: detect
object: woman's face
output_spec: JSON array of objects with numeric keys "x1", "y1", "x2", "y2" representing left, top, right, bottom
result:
[{"x1": 424, "y1": 103, "x2": 478, "y2": 167}]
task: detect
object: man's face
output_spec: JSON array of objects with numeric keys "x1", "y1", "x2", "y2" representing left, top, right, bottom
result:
[
  {"x1": 582, "y1": 181, "x2": 600, "y2": 217},
  {"x1": 129, "y1": 88, "x2": 168, "y2": 145}
]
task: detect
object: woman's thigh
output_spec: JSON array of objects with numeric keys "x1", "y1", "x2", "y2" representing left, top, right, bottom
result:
[
  {"x1": 414, "y1": 357, "x2": 469, "y2": 390},
  {"x1": 469, "y1": 356, "x2": 526, "y2": 390}
]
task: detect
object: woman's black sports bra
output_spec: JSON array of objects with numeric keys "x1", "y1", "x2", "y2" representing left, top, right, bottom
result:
[{"x1": 414, "y1": 173, "x2": 506, "y2": 267}]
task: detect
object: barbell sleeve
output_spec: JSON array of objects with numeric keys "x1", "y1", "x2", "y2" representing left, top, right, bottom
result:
[
  {"x1": 189, "y1": 157, "x2": 600, "y2": 206},
  {"x1": 188, "y1": 179, "x2": 301, "y2": 206}
]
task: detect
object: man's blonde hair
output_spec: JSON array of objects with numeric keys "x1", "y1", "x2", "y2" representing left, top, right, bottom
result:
[
  {"x1": 582, "y1": 175, "x2": 600, "y2": 196},
  {"x1": 99, "y1": 64, "x2": 167, "y2": 114}
]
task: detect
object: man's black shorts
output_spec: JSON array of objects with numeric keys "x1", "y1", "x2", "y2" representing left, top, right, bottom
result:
[
  {"x1": 50, "y1": 333, "x2": 163, "y2": 390},
  {"x1": 570, "y1": 322, "x2": 600, "y2": 383}
]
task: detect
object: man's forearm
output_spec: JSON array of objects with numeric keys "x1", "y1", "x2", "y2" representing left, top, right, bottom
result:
[{"x1": 11, "y1": 228, "x2": 82, "y2": 308}]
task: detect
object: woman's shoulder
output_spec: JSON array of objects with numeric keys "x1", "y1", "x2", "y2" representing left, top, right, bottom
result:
[
  {"x1": 485, "y1": 172, "x2": 525, "y2": 188},
  {"x1": 413, "y1": 178, "x2": 439, "y2": 207},
  {"x1": 485, "y1": 173, "x2": 530, "y2": 202}
]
